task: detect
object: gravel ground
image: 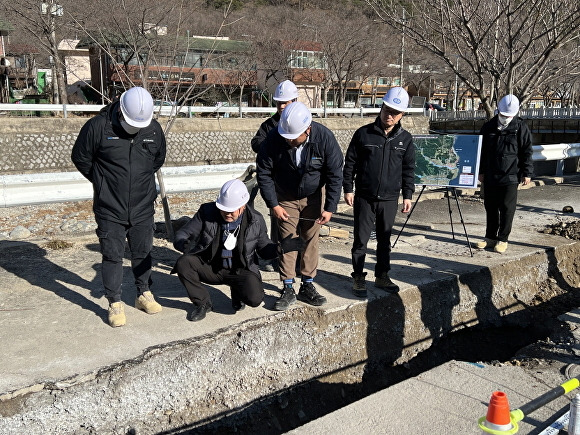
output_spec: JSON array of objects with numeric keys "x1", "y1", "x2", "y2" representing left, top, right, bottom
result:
[
  {"x1": 0, "y1": 190, "x2": 221, "y2": 241},
  {"x1": 2, "y1": 188, "x2": 579, "y2": 244}
]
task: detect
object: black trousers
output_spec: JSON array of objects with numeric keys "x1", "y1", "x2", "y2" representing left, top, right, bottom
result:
[
  {"x1": 483, "y1": 183, "x2": 518, "y2": 242},
  {"x1": 174, "y1": 254, "x2": 264, "y2": 307},
  {"x1": 95, "y1": 216, "x2": 154, "y2": 303},
  {"x1": 351, "y1": 196, "x2": 398, "y2": 277}
]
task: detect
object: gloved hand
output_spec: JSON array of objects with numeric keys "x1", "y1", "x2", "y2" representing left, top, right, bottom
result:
[
  {"x1": 279, "y1": 235, "x2": 305, "y2": 254},
  {"x1": 174, "y1": 238, "x2": 188, "y2": 253}
]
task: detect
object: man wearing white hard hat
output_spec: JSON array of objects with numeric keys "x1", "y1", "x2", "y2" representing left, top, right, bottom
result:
[
  {"x1": 72, "y1": 86, "x2": 166, "y2": 327},
  {"x1": 251, "y1": 80, "x2": 299, "y2": 153},
  {"x1": 475, "y1": 94, "x2": 533, "y2": 253},
  {"x1": 172, "y1": 179, "x2": 303, "y2": 321},
  {"x1": 256, "y1": 101, "x2": 344, "y2": 311},
  {"x1": 249, "y1": 80, "x2": 299, "y2": 272},
  {"x1": 343, "y1": 86, "x2": 415, "y2": 298}
]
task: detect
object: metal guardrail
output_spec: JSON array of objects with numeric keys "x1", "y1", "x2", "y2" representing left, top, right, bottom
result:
[
  {"x1": 0, "y1": 163, "x2": 251, "y2": 208},
  {"x1": 1, "y1": 143, "x2": 578, "y2": 208},
  {"x1": 533, "y1": 143, "x2": 580, "y2": 176},
  {"x1": 432, "y1": 108, "x2": 580, "y2": 121},
  {"x1": 0, "y1": 103, "x2": 425, "y2": 118}
]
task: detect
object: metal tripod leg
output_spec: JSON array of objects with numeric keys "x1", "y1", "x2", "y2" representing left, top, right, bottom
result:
[
  {"x1": 446, "y1": 188, "x2": 455, "y2": 239},
  {"x1": 392, "y1": 185, "x2": 426, "y2": 249},
  {"x1": 449, "y1": 187, "x2": 474, "y2": 257}
]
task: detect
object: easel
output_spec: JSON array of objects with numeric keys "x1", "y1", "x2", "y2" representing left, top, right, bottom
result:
[{"x1": 392, "y1": 185, "x2": 474, "y2": 257}]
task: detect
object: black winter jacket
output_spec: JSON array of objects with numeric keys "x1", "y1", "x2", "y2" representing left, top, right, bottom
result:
[
  {"x1": 256, "y1": 121, "x2": 344, "y2": 213},
  {"x1": 173, "y1": 203, "x2": 277, "y2": 275},
  {"x1": 343, "y1": 117, "x2": 415, "y2": 201},
  {"x1": 251, "y1": 112, "x2": 280, "y2": 153},
  {"x1": 479, "y1": 116, "x2": 533, "y2": 186},
  {"x1": 71, "y1": 102, "x2": 166, "y2": 225}
]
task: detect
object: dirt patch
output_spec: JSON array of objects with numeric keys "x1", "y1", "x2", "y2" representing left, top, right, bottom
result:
[{"x1": 543, "y1": 219, "x2": 580, "y2": 240}]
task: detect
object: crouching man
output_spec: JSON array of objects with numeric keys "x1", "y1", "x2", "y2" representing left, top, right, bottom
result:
[{"x1": 172, "y1": 179, "x2": 302, "y2": 321}]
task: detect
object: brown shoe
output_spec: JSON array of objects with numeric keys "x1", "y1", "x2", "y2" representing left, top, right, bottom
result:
[
  {"x1": 352, "y1": 272, "x2": 367, "y2": 298},
  {"x1": 108, "y1": 302, "x2": 126, "y2": 327},
  {"x1": 135, "y1": 291, "x2": 162, "y2": 314},
  {"x1": 474, "y1": 238, "x2": 495, "y2": 249},
  {"x1": 494, "y1": 241, "x2": 508, "y2": 253},
  {"x1": 374, "y1": 272, "x2": 399, "y2": 293}
]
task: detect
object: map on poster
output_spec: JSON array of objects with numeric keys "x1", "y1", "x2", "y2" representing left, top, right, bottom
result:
[{"x1": 414, "y1": 134, "x2": 482, "y2": 189}]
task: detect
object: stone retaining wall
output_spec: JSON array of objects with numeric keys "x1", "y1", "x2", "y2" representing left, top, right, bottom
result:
[{"x1": 0, "y1": 116, "x2": 429, "y2": 174}]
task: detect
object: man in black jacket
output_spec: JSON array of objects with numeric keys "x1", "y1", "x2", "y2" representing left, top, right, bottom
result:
[
  {"x1": 257, "y1": 102, "x2": 344, "y2": 311},
  {"x1": 71, "y1": 86, "x2": 166, "y2": 327},
  {"x1": 172, "y1": 179, "x2": 301, "y2": 321},
  {"x1": 476, "y1": 94, "x2": 533, "y2": 253},
  {"x1": 250, "y1": 80, "x2": 298, "y2": 154},
  {"x1": 343, "y1": 87, "x2": 415, "y2": 298}
]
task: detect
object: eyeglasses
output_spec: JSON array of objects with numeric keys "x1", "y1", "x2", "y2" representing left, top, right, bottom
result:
[{"x1": 381, "y1": 106, "x2": 403, "y2": 117}]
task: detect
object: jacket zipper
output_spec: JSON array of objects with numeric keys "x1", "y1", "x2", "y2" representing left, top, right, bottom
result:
[
  {"x1": 128, "y1": 138, "x2": 134, "y2": 223},
  {"x1": 376, "y1": 136, "x2": 389, "y2": 198}
]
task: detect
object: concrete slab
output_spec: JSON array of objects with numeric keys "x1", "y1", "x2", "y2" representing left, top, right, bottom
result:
[
  {"x1": 290, "y1": 308, "x2": 580, "y2": 435},
  {"x1": 0, "y1": 177, "x2": 578, "y2": 433}
]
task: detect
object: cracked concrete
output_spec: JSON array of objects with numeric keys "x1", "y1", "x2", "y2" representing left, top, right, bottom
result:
[{"x1": 0, "y1": 177, "x2": 578, "y2": 434}]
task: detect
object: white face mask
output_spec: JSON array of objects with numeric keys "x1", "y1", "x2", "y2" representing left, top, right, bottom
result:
[
  {"x1": 498, "y1": 114, "x2": 514, "y2": 126},
  {"x1": 121, "y1": 120, "x2": 141, "y2": 135}
]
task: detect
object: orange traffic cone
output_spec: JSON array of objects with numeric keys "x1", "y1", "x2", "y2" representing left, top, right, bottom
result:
[{"x1": 478, "y1": 391, "x2": 518, "y2": 434}]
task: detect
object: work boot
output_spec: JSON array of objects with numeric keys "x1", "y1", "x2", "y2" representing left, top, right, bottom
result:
[
  {"x1": 108, "y1": 302, "x2": 126, "y2": 328},
  {"x1": 474, "y1": 238, "x2": 495, "y2": 249},
  {"x1": 374, "y1": 272, "x2": 399, "y2": 293},
  {"x1": 351, "y1": 272, "x2": 367, "y2": 298},
  {"x1": 274, "y1": 285, "x2": 297, "y2": 311},
  {"x1": 232, "y1": 295, "x2": 245, "y2": 312},
  {"x1": 297, "y1": 282, "x2": 327, "y2": 306},
  {"x1": 259, "y1": 257, "x2": 278, "y2": 272},
  {"x1": 135, "y1": 291, "x2": 162, "y2": 314},
  {"x1": 494, "y1": 241, "x2": 508, "y2": 253},
  {"x1": 187, "y1": 301, "x2": 212, "y2": 322}
]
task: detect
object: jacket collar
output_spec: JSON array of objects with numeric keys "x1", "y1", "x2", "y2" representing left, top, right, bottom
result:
[
  {"x1": 492, "y1": 115, "x2": 520, "y2": 133},
  {"x1": 373, "y1": 116, "x2": 402, "y2": 138}
]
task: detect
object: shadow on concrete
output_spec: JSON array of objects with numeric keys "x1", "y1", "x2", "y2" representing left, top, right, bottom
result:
[
  {"x1": 156, "y1": 248, "x2": 580, "y2": 435},
  {"x1": 0, "y1": 240, "x2": 105, "y2": 322}
]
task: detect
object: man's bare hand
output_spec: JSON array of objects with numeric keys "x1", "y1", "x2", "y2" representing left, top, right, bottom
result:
[
  {"x1": 316, "y1": 211, "x2": 333, "y2": 225},
  {"x1": 272, "y1": 205, "x2": 289, "y2": 221},
  {"x1": 344, "y1": 192, "x2": 354, "y2": 206},
  {"x1": 401, "y1": 199, "x2": 412, "y2": 213}
]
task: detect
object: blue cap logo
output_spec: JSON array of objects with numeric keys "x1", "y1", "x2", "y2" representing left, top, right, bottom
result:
[{"x1": 393, "y1": 98, "x2": 401, "y2": 104}]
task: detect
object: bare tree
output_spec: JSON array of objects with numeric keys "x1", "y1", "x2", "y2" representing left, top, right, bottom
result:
[
  {"x1": 308, "y1": 6, "x2": 389, "y2": 108},
  {"x1": 2, "y1": 0, "x2": 79, "y2": 103},
  {"x1": 366, "y1": 0, "x2": 580, "y2": 117}
]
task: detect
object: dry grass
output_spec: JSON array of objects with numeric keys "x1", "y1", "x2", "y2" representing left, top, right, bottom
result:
[{"x1": 44, "y1": 239, "x2": 74, "y2": 250}]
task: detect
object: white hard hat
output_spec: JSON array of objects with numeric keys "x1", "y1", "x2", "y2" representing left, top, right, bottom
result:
[
  {"x1": 273, "y1": 80, "x2": 299, "y2": 102},
  {"x1": 498, "y1": 94, "x2": 520, "y2": 117},
  {"x1": 216, "y1": 179, "x2": 250, "y2": 212},
  {"x1": 382, "y1": 87, "x2": 409, "y2": 112},
  {"x1": 120, "y1": 87, "x2": 154, "y2": 129},
  {"x1": 278, "y1": 102, "x2": 312, "y2": 140}
]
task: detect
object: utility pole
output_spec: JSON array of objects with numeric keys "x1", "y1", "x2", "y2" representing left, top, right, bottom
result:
[
  {"x1": 453, "y1": 56, "x2": 459, "y2": 111},
  {"x1": 41, "y1": 0, "x2": 66, "y2": 104},
  {"x1": 400, "y1": 8, "x2": 406, "y2": 87}
]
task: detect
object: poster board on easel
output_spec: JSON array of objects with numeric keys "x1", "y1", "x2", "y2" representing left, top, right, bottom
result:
[
  {"x1": 392, "y1": 134, "x2": 483, "y2": 256},
  {"x1": 414, "y1": 134, "x2": 482, "y2": 189}
]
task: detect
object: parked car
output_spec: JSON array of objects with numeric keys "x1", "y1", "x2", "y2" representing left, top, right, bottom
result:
[{"x1": 153, "y1": 99, "x2": 176, "y2": 106}]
